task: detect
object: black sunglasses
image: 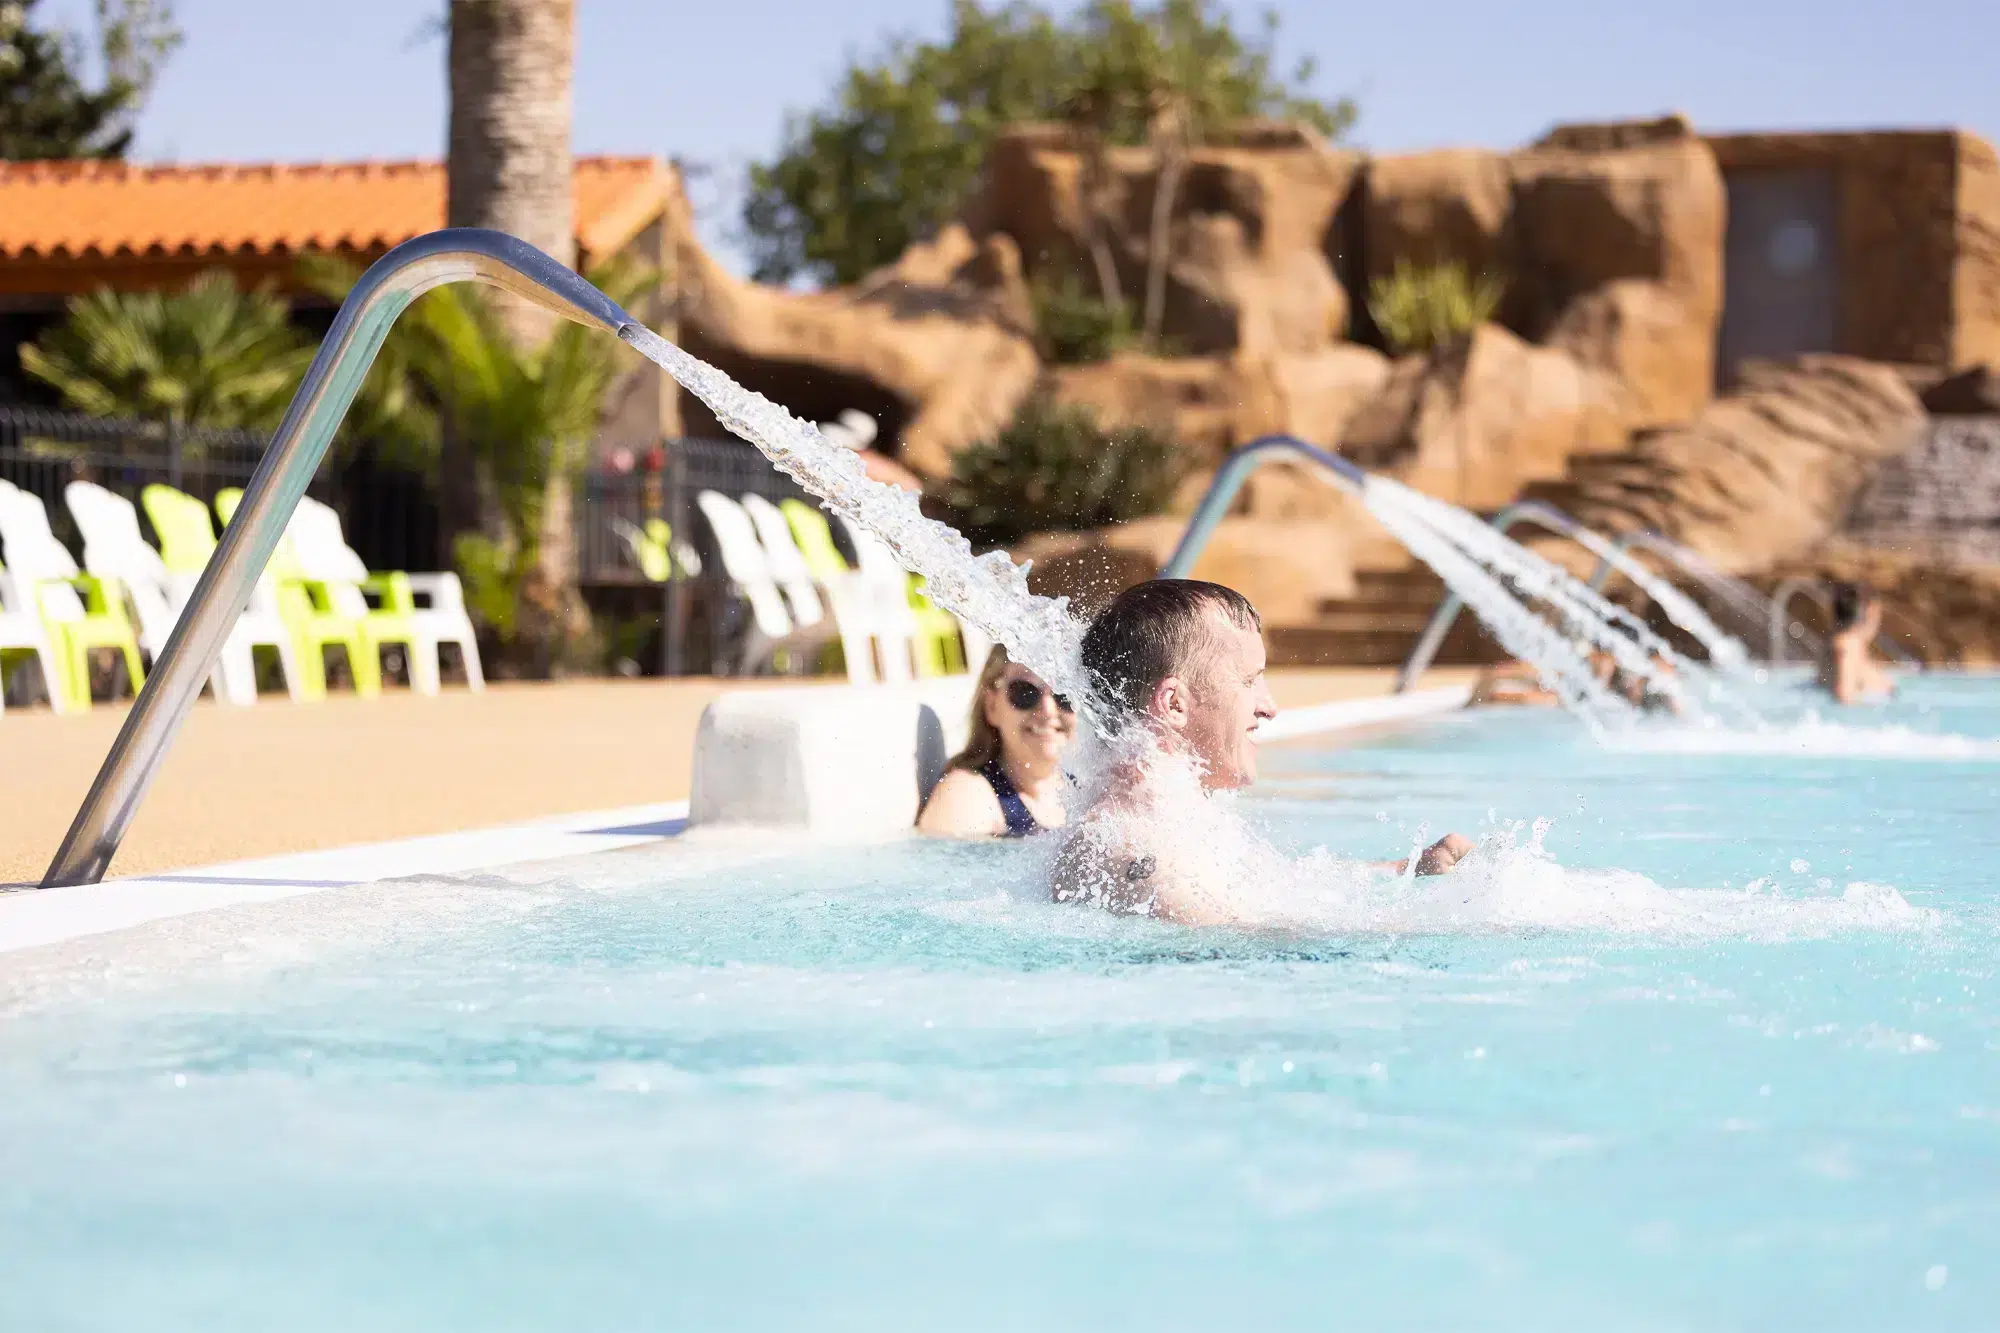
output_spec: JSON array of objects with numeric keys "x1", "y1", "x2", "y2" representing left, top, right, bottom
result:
[{"x1": 1004, "y1": 678, "x2": 1073, "y2": 714}]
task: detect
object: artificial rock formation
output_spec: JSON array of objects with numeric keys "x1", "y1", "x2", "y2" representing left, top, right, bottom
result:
[
  {"x1": 1015, "y1": 514, "x2": 1355, "y2": 624},
  {"x1": 1528, "y1": 355, "x2": 1928, "y2": 571},
  {"x1": 965, "y1": 122, "x2": 1362, "y2": 361},
  {"x1": 1359, "y1": 116, "x2": 1725, "y2": 434},
  {"x1": 663, "y1": 176, "x2": 1041, "y2": 477},
  {"x1": 1337, "y1": 324, "x2": 1626, "y2": 510}
]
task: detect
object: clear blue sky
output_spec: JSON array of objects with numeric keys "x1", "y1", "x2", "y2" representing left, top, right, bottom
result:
[{"x1": 42, "y1": 0, "x2": 2000, "y2": 274}]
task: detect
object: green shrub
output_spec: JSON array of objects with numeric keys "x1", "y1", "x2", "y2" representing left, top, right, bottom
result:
[
  {"x1": 943, "y1": 395, "x2": 1185, "y2": 548},
  {"x1": 1366, "y1": 260, "x2": 1505, "y2": 355},
  {"x1": 1031, "y1": 269, "x2": 1139, "y2": 365}
]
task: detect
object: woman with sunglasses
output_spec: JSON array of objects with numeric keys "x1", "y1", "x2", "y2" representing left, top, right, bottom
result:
[{"x1": 917, "y1": 646, "x2": 1076, "y2": 839}]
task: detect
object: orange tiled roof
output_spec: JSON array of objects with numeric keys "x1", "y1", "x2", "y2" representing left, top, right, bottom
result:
[{"x1": 0, "y1": 155, "x2": 674, "y2": 263}]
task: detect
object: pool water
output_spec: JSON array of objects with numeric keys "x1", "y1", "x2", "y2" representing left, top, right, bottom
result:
[{"x1": 3, "y1": 676, "x2": 1997, "y2": 1330}]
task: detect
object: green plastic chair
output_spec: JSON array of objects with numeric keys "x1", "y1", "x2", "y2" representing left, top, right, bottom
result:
[
  {"x1": 780, "y1": 499, "x2": 850, "y2": 582},
  {"x1": 908, "y1": 575, "x2": 965, "y2": 676},
  {"x1": 213, "y1": 488, "x2": 380, "y2": 698},
  {"x1": 614, "y1": 516, "x2": 697, "y2": 583},
  {"x1": 785, "y1": 499, "x2": 966, "y2": 677},
  {"x1": 0, "y1": 484, "x2": 144, "y2": 709}
]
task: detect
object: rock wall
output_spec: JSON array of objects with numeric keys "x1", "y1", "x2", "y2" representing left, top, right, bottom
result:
[
  {"x1": 1358, "y1": 116, "x2": 1725, "y2": 433},
  {"x1": 661, "y1": 176, "x2": 1041, "y2": 477},
  {"x1": 1706, "y1": 129, "x2": 2000, "y2": 371},
  {"x1": 964, "y1": 121, "x2": 1362, "y2": 362},
  {"x1": 1526, "y1": 355, "x2": 1927, "y2": 572}
]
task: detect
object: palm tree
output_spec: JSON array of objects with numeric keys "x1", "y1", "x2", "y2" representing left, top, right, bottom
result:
[
  {"x1": 444, "y1": 0, "x2": 581, "y2": 659},
  {"x1": 18, "y1": 272, "x2": 313, "y2": 434},
  {"x1": 302, "y1": 255, "x2": 647, "y2": 676}
]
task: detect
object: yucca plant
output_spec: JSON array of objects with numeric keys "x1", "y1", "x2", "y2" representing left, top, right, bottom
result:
[
  {"x1": 18, "y1": 271, "x2": 314, "y2": 435},
  {"x1": 943, "y1": 394, "x2": 1184, "y2": 548},
  {"x1": 1367, "y1": 260, "x2": 1506, "y2": 356}
]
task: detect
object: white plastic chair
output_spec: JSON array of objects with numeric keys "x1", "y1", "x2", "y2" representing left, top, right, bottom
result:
[
  {"x1": 741, "y1": 493, "x2": 882, "y2": 684},
  {"x1": 0, "y1": 482, "x2": 149, "y2": 709},
  {"x1": 0, "y1": 479, "x2": 72, "y2": 714},
  {"x1": 64, "y1": 480, "x2": 300, "y2": 706},
  {"x1": 289, "y1": 495, "x2": 485, "y2": 694},
  {"x1": 835, "y1": 517, "x2": 922, "y2": 684},
  {"x1": 695, "y1": 491, "x2": 831, "y2": 676}
]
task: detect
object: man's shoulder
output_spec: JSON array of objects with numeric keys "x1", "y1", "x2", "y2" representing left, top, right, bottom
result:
[{"x1": 1050, "y1": 809, "x2": 1163, "y2": 914}]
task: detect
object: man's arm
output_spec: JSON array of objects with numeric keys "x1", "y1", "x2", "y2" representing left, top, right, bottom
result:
[{"x1": 1377, "y1": 833, "x2": 1474, "y2": 876}]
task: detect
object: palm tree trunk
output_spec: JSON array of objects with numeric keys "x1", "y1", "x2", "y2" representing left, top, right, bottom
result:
[
  {"x1": 447, "y1": 0, "x2": 576, "y2": 279},
  {"x1": 446, "y1": 0, "x2": 584, "y2": 674}
]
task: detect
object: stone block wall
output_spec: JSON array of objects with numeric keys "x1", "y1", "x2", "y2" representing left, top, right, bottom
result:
[{"x1": 1706, "y1": 130, "x2": 1970, "y2": 367}]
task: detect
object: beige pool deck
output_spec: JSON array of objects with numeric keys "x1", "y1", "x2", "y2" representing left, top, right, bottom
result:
[{"x1": 1, "y1": 667, "x2": 1477, "y2": 886}]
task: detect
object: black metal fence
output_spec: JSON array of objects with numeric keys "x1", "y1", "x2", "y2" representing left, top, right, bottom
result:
[
  {"x1": 576, "y1": 436, "x2": 821, "y2": 676},
  {"x1": 0, "y1": 406, "x2": 437, "y2": 569}
]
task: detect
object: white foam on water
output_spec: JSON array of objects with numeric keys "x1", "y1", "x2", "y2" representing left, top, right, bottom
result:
[{"x1": 1602, "y1": 717, "x2": 2000, "y2": 760}]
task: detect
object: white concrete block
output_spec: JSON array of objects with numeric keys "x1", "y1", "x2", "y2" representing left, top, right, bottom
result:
[{"x1": 688, "y1": 677, "x2": 978, "y2": 835}]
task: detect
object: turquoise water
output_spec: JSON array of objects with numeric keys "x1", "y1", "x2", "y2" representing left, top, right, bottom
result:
[{"x1": 3, "y1": 675, "x2": 1997, "y2": 1330}]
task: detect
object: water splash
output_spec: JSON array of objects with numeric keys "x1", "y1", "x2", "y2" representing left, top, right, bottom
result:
[
  {"x1": 622, "y1": 325, "x2": 1088, "y2": 700},
  {"x1": 1558, "y1": 524, "x2": 1752, "y2": 672},
  {"x1": 621, "y1": 321, "x2": 1749, "y2": 737}
]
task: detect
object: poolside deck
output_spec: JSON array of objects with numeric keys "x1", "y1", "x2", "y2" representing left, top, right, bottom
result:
[{"x1": 1, "y1": 667, "x2": 1477, "y2": 886}]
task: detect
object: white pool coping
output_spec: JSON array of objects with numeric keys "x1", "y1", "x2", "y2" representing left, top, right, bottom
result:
[{"x1": 0, "y1": 685, "x2": 1470, "y2": 958}]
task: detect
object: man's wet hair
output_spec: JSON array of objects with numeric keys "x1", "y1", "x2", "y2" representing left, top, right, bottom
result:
[
  {"x1": 1830, "y1": 580, "x2": 1873, "y2": 632},
  {"x1": 1080, "y1": 579, "x2": 1262, "y2": 718}
]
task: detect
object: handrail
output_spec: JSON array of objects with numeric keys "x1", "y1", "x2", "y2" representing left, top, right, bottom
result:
[
  {"x1": 42, "y1": 229, "x2": 636, "y2": 888},
  {"x1": 1158, "y1": 434, "x2": 1366, "y2": 579},
  {"x1": 1768, "y1": 577, "x2": 1834, "y2": 665},
  {"x1": 1586, "y1": 529, "x2": 1816, "y2": 659},
  {"x1": 1392, "y1": 500, "x2": 1590, "y2": 693}
]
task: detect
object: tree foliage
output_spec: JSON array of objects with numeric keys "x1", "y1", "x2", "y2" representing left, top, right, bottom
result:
[
  {"x1": 0, "y1": 0, "x2": 181, "y2": 159},
  {"x1": 742, "y1": 0, "x2": 1353, "y2": 288},
  {"x1": 302, "y1": 257, "x2": 651, "y2": 663},
  {"x1": 942, "y1": 393, "x2": 1185, "y2": 548},
  {"x1": 19, "y1": 272, "x2": 313, "y2": 431}
]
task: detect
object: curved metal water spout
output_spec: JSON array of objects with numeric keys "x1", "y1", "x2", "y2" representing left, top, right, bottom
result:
[
  {"x1": 1158, "y1": 435, "x2": 1367, "y2": 580},
  {"x1": 1585, "y1": 529, "x2": 1816, "y2": 658},
  {"x1": 1767, "y1": 577, "x2": 1835, "y2": 665},
  {"x1": 1392, "y1": 500, "x2": 1588, "y2": 693},
  {"x1": 42, "y1": 229, "x2": 637, "y2": 888},
  {"x1": 1765, "y1": 577, "x2": 1920, "y2": 669}
]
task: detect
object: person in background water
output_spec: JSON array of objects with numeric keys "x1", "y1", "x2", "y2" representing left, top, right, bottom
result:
[
  {"x1": 1053, "y1": 580, "x2": 1471, "y2": 923},
  {"x1": 1820, "y1": 580, "x2": 1897, "y2": 704},
  {"x1": 918, "y1": 645, "x2": 1075, "y2": 838}
]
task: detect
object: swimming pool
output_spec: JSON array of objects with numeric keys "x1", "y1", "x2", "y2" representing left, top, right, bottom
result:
[{"x1": 3, "y1": 675, "x2": 1996, "y2": 1329}]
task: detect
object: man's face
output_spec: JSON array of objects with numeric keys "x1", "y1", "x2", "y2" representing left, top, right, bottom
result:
[{"x1": 1162, "y1": 611, "x2": 1277, "y2": 790}]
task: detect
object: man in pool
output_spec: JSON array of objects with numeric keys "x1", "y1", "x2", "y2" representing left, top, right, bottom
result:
[{"x1": 1051, "y1": 579, "x2": 1472, "y2": 924}]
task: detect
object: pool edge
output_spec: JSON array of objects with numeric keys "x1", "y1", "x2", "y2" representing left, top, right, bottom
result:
[{"x1": 0, "y1": 686, "x2": 1471, "y2": 956}]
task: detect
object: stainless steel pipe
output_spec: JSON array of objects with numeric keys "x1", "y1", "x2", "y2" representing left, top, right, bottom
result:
[
  {"x1": 1392, "y1": 500, "x2": 1587, "y2": 693},
  {"x1": 42, "y1": 229, "x2": 636, "y2": 887},
  {"x1": 1158, "y1": 435, "x2": 1367, "y2": 580}
]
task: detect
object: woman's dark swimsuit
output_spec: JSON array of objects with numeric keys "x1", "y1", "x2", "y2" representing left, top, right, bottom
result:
[{"x1": 979, "y1": 759, "x2": 1041, "y2": 838}]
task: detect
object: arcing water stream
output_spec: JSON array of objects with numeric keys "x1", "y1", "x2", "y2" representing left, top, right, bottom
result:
[
  {"x1": 623, "y1": 322, "x2": 1982, "y2": 931},
  {"x1": 623, "y1": 324, "x2": 1728, "y2": 734}
]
